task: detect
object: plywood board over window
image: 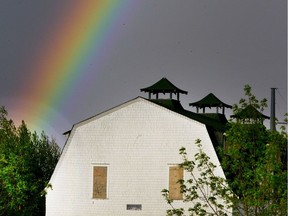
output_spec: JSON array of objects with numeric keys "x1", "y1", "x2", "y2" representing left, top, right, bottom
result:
[
  {"x1": 169, "y1": 166, "x2": 183, "y2": 200},
  {"x1": 93, "y1": 166, "x2": 107, "y2": 199}
]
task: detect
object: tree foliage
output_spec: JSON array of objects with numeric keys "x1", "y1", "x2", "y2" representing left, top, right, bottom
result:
[
  {"x1": 222, "y1": 85, "x2": 287, "y2": 215},
  {"x1": 162, "y1": 139, "x2": 233, "y2": 216},
  {"x1": 0, "y1": 107, "x2": 61, "y2": 216},
  {"x1": 162, "y1": 85, "x2": 287, "y2": 216}
]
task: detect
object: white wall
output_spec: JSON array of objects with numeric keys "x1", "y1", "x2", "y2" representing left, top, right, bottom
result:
[{"x1": 46, "y1": 98, "x2": 226, "y2": 216}]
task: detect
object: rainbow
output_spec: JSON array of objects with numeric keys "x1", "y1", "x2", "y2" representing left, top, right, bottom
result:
[{"x1": 16, "y1": 1, "x2": 136, "y2": 133}]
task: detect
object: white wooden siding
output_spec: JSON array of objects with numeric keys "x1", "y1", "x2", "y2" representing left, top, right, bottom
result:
[{"x1": 46, "y1": 98, "x2": 227, "y2": 216}]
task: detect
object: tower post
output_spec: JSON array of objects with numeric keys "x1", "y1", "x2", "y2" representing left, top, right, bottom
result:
[{"x1": 270, "y1": 88, "x2": 276, "y2": 131}]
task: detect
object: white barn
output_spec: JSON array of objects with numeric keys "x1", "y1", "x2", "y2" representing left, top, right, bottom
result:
[{"x1": 46, "y1": 78, "x2": 231, "y2": 216}]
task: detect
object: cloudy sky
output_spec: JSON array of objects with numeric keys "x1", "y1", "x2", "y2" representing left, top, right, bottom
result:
[{"x1": 0, "y1": 0, "x2": 286, "y2": 148}]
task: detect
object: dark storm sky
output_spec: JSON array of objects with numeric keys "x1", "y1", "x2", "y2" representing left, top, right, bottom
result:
[{"x1": 0, "y1": 0, "x2": 286, "y2": 147}]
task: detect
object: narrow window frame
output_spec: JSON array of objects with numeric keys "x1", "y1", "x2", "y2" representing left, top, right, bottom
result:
[
  {"x1": 92, "y1": 164, "x2": 109, "y2": 200},
  {"x1": 168, "y1": 164, "x2": 184, "y2": 200}
]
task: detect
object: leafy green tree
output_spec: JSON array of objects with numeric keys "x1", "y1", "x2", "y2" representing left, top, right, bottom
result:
[
  {"x1": 162, "y1": 85, "x2": 287, "y2": 216},
  {"x1": 162, "y1": 139, "x2": 234, "y2": 216},
  {"x1": 223, "y1": 85, "x2": 287, "y2": 215},
  {"x1": 0, "y1": 106, "x2": 61, "y2": 216}
]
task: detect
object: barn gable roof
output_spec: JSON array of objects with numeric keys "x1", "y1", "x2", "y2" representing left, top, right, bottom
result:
[{"x1": 63, "y1": 97, "x2": 227, "y2": 136}]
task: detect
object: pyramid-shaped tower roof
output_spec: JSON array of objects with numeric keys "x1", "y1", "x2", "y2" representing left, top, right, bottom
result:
[
  {"x1": 140, "y1": 77, "x2": 187, "y2": 100},
  {"x1": 231, "y1": 104, "x2": 270, "y2": 120},
  {"x1": 141, "y1": 77, "x2": 188, "y2": 94},
  {"x1": 189, "y1": 93, "x2": 232, "y2": 109}
]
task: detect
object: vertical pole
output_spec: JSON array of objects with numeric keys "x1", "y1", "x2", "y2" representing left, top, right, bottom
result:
[{"x1": 270, "y1": 88, "x2": 276, "y2": 131}]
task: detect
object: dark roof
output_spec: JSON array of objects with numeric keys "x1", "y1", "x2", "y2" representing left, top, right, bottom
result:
[
  {"x1": 140, "y1": 77, "x2": 188, "y2": 95},
  {"x1": 149, "y1": 99, "x2": 184, "y2": 110},
  {"x1": 150, "y1": 99, "x2": 227, "y2": 131},
  {"x1": 200, "y1": 113, "x2": 229, "y2": 124},
  {"x1": 189, "y1": 93, "x2": 232, "y2": 108},
  {"x1": 63, "y1": 130, "x2": 71, "y2": 135},
  {"x1": 231, "y1": 104, "x2": 270, "y2": 119}
]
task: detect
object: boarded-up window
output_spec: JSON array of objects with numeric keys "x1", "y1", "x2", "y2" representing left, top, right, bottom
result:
[
  {"x1": 169, "y1": 166, "x2": 183, "y2": 200},
  {"x1": 93, "y1": 166, "x2": 107, "y2": 199}
]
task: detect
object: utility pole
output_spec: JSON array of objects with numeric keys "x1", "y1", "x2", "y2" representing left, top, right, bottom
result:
[{"x1": 270, "y1": 88, "x2": 276, "y2": 131}]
